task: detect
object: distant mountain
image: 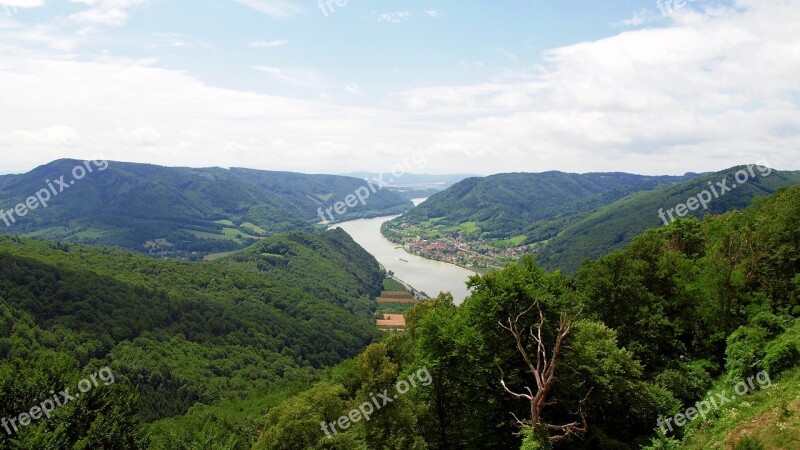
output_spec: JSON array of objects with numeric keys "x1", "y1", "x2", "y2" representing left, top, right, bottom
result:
[
  {"x1": 0, "y1": 159, "x2": 412, "y2": 258},
  {"x1": 383, "y1": 167, "x2": 800, "y2": 273},
  {"x1": 343, "y1": 172, "x2": 475, "y2": 199},
  {"x1": 537, "y1": 166, "x2": 800, "y2": 272}
]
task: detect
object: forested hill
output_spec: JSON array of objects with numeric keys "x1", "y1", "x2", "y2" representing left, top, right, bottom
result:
[
  {"x1": 383, "y1": 167, "x2": 800, "y2": 273},
  {"x1": 252, "y1": 184, "x2": 800, "y2": 450},
  {"x1": 0, "y1": 229, "x2": 383, "y2": 448},
  {"x1": 0, "y1": 159, "x2": 412, "y2": 259},
  {"x1": 217, "y1": 228, "x2": 385, "y2": 319},
  {"x1": 537, "y1": 165, "x2": 800, "y2": 272},
  {"x1": 384, "y1": 171, "x2": 698, "y2": 241}
]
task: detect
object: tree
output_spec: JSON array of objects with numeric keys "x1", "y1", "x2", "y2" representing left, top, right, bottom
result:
[{"x1": 498, "y1": 300, "x2": 591, "y2": 444}]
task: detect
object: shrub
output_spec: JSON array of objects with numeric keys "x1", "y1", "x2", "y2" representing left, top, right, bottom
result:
[
  {"x1": 732, "y1": 435, "x2": 765, "y2": 450},
  {"x1": 519, "y1": 427, "x2": 552, "y2": 450}
]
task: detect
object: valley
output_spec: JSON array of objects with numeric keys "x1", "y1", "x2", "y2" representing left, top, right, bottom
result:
[
  {"x1": 4, "y1": 2, "x2": 800, "y2": 448},
  {"x1": 330, "y1": 214, "x2": 475, "y2": 304},
  {"x1": 2, "y1": 161, "x2": 800, "y2": 449}
]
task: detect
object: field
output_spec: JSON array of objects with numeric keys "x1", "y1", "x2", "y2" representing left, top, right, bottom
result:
[
  {"x1": 382, "y1": 278, "x2": 407, "y2": 291},
  {"x1": 376, "y1": 280, "x2": 418, "y2": 331}
]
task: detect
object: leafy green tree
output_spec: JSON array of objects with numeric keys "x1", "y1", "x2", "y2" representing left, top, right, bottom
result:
[{"x1": 254, "y1": 382, "x2": 351, "y2": 450}]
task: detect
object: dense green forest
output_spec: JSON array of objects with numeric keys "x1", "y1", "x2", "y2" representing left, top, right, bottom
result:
[
  {"x1": 383, "y1": 167, "x2": 800, "y2": 273},
  {"x1": 383, "y1": 171, "x2": 699, "y2": 242},
  {"x1": 537, "y1": 166, "x2": 800, "y2": 273},
  {"x1": 0, "y1": 160, "x2": 411, "y2": 259},
  {"x1": 2, "y1": 177, "x2": 799, "y2": 449},
  {"x1": 217, "y1": 230, "x2": 386, "y2": 320},
  {"x1": 258, "y1": 185, "x2": 800, "y2": 449},
  {"x1": 0, "y1": 229, "x2": 384, "y2": 448}
]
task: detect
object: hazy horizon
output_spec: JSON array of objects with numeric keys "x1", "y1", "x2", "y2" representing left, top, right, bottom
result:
[{"x1": 0, "y1": 156, "x2": 794, "y2": 178}]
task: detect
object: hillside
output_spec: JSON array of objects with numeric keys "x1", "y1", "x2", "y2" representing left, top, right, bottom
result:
[
  {"x1": 537, "y1": 166, "x2": 800, "y2": 272},
  {"x1": 0, "y1": 229, "x2": 384, "y2": 448},
  {"x1": 383, "y1": 167, "x2": 800, "y2": 273},
  {"x1": 0, "y1": 159, "x2": 412, "y2": 259},
  {"x1": 251, "y1": 185, "x2": 800, "y2": 450},
  {"x1": 678, "y1": 367, "x2": 800, "y2": 449},
  {"x1": 385, "y1": 171, "x2": 698, "y2": 241},
  {"x1": 2, "y1": 182, "x2": 799, "y2": 449},
  {"x1": 381, "y1": 171, "x2": 698, "y2": 269},
  {"x1": 217, "y1": 229, "x2": 385, "y2": 319}
]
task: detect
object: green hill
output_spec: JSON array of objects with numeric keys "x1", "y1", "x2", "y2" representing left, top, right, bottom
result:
[
  {"x1": 537, "y1": 166, "x2": 800, "y2": 272},
  {"x1": 217, "y1": 228, "x2": 385, "y2": 319},
  {"x1": 383, "y1": 167, "x2": 800, "y2": 273},
  {"x1": 0, "y1": 159, "x2": 412, "y2": 259},
  {"x1": 0, "y1": 228, "x2": 384, "y2": 448},
  {"x1": 384, "y1": 171, "x2": 698, "y2": 242},
  {"x1": 251, "y1": 185, "x2": 800, "y2": 450}
]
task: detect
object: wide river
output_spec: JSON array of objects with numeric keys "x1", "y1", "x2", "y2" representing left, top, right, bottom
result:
[{"x1": 329, "y1": 201, "x2": 474, "y2": 305}]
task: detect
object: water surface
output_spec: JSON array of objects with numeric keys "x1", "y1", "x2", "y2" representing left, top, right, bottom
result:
[{"x1": 330, "y1": 203, "x2": 474, "y2": 304}]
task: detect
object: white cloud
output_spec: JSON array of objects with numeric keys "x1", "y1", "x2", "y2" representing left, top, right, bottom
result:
[
  {"x1": 112, "y1": 127, "x2": 162, "y2": 146},
  {"x1": 426, "y1": 10, "x2": 440, "y2": 18},
  {"x1": 613, "y1": 9, "x2": 660, "y2": 27},
  {"x1": 344, "y1": 83, "x2": 360, "y2": 94},
  {"x1": 378, "y1": 11, "x2": 410, "y2": 23},
  {"x1": 148, "y1": 32, "x2": 216, "y2": 49},
  {"x1": 495, "y1": 47, "x2": 520, "y2": 64},
  {"x1": 0, "y1": 0, "x2": 44, "y2": 8},
  {"x1": 391, "y1": 0, "x2": 800, "y2": 173},
  {"x1": 1, "y1": 125, "x2": 79, "y2": 146},
  {"x1": 248, "y1": 39, "x2": 288, "y2": 48},
  {"x1": 228, "y1": 0, "x2": 303, "y2": 18},
  {"x1": 1, "y1": 0, "x2": 799, "y2": 177},
  {"x1": 252, "y1": 65, "x2": 315, "y2": 87},
  {"x1": 68, "y1": 0, "x2": 149, "y2": 27}
]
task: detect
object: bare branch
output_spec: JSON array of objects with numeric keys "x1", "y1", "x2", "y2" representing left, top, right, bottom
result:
[{"x1": 497, "y1": 300, "x2": 591, "y2": 442}]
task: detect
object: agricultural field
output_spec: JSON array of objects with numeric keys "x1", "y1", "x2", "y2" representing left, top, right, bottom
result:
[{"x1": 375, "y1": 282, "x2": 418, "y2": 332}]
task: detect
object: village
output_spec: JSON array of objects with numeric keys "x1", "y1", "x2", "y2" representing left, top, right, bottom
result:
[{"x1": 403, "y1": 234, "x2": 537, "y2": 271}]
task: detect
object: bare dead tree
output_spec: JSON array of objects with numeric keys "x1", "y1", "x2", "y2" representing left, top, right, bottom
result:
[{"x1": 498, "y1": 301, "x2": 591, "y2": 442}]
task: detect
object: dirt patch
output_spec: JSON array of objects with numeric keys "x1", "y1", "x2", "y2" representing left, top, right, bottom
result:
[
  {"x1": 377, "y1": 314, "x2": 406, "y2": 327},
  {"x1": 726, "y1": 411, "x2": 776, "y2": 449}
]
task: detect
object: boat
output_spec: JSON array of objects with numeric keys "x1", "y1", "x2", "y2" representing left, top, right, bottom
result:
[{"x1": 398, "y1": 258, "x2": 408, "y2": 263}]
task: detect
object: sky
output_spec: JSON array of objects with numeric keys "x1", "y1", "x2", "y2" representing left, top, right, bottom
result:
[{"x1": 0, "y1": 0, "x2": 798, "y2": 176}]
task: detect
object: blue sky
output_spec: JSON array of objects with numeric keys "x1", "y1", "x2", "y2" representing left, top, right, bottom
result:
[{"x1": 0, "y1": 0, "x2": 797, "y2": 175}]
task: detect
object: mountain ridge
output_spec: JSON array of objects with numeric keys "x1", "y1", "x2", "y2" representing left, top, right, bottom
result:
[
  {"x1": 382, "y1": 166, "x2": 800, "y2": 272},
  {"x1": 0, "y1": 158, "x2": 413, "y2": 259}
]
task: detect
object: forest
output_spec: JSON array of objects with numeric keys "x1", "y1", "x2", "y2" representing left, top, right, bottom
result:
[
  {"x1": 384, "y1": 167, "x2": 800, "y2": 273},
  {"x1": 0, "y1": 229, "x2": 383, "y2": 448},
  {"x1": 259, "y1": 185, "x2": 800, "y2": 449},
  {"x1": 0, "y1": 159, "x2": 412, "y2": 259},
  {"x1": 1, "y1": 184, "x2": 799, "y2": 449}
]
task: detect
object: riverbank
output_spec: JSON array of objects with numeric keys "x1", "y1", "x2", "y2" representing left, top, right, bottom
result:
[{"x1": 329, "y1": 215, "x2": 475, "y2": 305}]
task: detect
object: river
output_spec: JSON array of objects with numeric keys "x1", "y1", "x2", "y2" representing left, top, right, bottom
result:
[{"x1": 329, "y1": 200, "x2": 475, "y2": 305}]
